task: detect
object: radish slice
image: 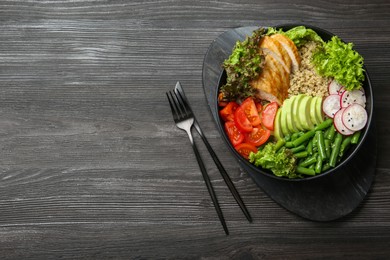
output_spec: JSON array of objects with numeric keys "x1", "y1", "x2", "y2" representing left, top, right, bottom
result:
[
  {"x1": 342, "y1": 104, "x2": 368, "y2": 131},
  {"x1": 334, "y1": 108, "x2": 355, "y2": 135},
  {"x1": 338, "y1": 86, "x2": 346, "y2": 96},
  {"x1": 323, "y1": 94, "x2": 341, "y2": 118},
  {"x1": 328, "y1": 80, "x2": 343, "y2": 95},
  {"x1": 340, "y1": 89, "x2": 366, "y2": 108}
]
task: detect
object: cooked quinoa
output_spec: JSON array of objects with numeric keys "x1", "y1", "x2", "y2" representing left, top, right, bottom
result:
[{"x1": 289, "y1": 41, "x2": 330, "y2": 98}]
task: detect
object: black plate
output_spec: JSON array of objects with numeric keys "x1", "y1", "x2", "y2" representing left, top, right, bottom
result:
[{"x1": 202, "y1": 25, "x2": 377, "y2": 221}]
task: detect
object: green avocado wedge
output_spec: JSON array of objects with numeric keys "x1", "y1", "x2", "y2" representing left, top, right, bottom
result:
[
  {"x1": 292, "y1": 94, "x2": 305, "y2": 131},
  {"x1": 315, "y1": 96, "x2": 324, "y2": 124},
  {"x1": 298, "y1": 95, "x2": 314, "y2": 130},
  {"x1": 280, "y1": 100, "x2": 290, "y2": 136},
  {"x1": 273, "y1": 108, "x2": 284, "y2": 140},
  {"x1": 286, "y1": 97, "x2": 299, "y2": 133},
  {"x1": 310, "y1": 96, "x2": 321, "y2": 126}
]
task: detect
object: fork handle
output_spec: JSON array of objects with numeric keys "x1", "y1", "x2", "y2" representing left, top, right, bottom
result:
[
  {"x1": 185, "y1": 129, "x2": 229, "y2": 235},
  {"x1": 194, "y1": 121, "x2": 252, "y2": 223}
]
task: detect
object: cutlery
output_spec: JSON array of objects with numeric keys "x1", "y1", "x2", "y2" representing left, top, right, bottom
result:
[
  {"x1": 174, "y1": 82, "x2": 252, "y2": 223},
  {"x1": 166, "y1": 89, "x2": 229, "y2": 235}
]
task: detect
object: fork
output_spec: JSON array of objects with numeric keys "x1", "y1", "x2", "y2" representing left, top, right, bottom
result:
[
  {"x1": 174, "y1": 82, "x2": 252, "y2": 223},
  {"x1": 166, "y1": 89, "x2": 229, "y2": 235}
]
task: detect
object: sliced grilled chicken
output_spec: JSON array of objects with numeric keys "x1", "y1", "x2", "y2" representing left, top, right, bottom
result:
[
  {"x1": 249, "y1": 34, "x2": 296, "y2": 105},
  {"x1": 250, "y1": 54, "x2": 289, "y2": 105},
  {"x1": 261, "y1": 36, "x2": 292, "y2": 74},
  {"x1": 270, "y1": 33, "x2": 301, "y2": 72}
]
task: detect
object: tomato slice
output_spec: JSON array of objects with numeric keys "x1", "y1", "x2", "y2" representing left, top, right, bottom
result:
[
  {"x1": 241, "y1": 97, "x2": 261, "y2": 126},
  {"x1": 244, "y1": 126, "x2": 271, "y2": 147},
  {"x1": 261, "y1": 102, "x2": 279, "y2": 131},
  {"x1": 219, "y1": 101, "x2": 239, "y2": 122},
  {"x1": 224, "y1": 121, "x2": 244, "y2": 146},
  {"x1": 234, "y1": 106, "x2": 253, "y2": 133},
  {"x1": 235, "y1": 142, "x2": 258, "y2": 159}
]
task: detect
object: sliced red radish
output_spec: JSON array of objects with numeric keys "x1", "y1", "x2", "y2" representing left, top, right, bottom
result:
[
  {"x1": 328, "y1": 79, "x2": 343, "y2": 95},
  {"x1": 334, "y1": 108, "x2": 355, "y2": 135},
  {"x1": 342, "y1": 104, "x2": 368, "y2": 131},
  {"x1": 323, "y1": 94, "x2": 341, "y2": 118},
  {"x1": 338, "y1": 86, "x2": 346, "y2": 96},
  {"x1": 340, "y1": 89, "x2": 366, "y2": 108}
]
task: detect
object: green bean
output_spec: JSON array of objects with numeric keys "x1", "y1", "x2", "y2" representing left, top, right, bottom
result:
[
  {"x1": 274, "y1": 138, "x2": 286, "y2": 152},
  {"x1": 292, "y1": 130, "x2": 315, "y2": 147},
  {"x1": 322, "y1": 163, "x2": 330, "y2": 172},
  {"x1": 339, "y1": 136, "x2": 352, "y2": 158},
  {"x1": 294, "y1": 151, "x2": 308, "y2": 158},
  {"x1": 324, "y1": 127, "x2": 331, "y2": 139},
  {"x1": 284, "y1": 135, "x2": 291, "y2": 142},
  {"x1": 309, "y1": 164, "x2": 315, "y2": 170},
  {"x1": 302, "y1": 139, "x2": 311, "y2": 147},
  {"x1": 314, "y1": 118, "x2": 333, "y2": 131},
  {"x1": 299, "y1": 155, "x2": 317, "y2": 167},
  {"x1": 285, "y1": 141, "x2": 294, "y2": 148},
  {"x1": 326, "y1": 124, "x2": 336, "y2": 141},
  {"x1": 291, "y1": 132, "x2": 301, "y2": 141},
  {"x1": 290, "y1": 145, "x2": 305, "y2": 154},
  {"x1": 296, "y1": 166, "x2": 315, "y2": 176},
  {"x1": 324, "y1": 139, "x2": 331, "y2": 159},
  {"x1": 312, "y1": 134, "x2": 318, "y2": 148},
  {"x1": 306, "y1": 139, "x2": 313, "y2": 155},
  {"x1": 351, "y1": 131, "x2": 361, "y2": 144},
  {"x1": 316, "y1": 131, "x2": 327, "y2": 161},
  {"x1": 330, "y1": 133, "x2": 343, "y2": 167},
  {"x1": 315, "y1": 154, "x2": 323, "y2": 174}
]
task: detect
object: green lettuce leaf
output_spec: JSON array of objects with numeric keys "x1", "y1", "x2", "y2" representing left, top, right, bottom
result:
[
  {"x1": 249, "y1": 142, "x2": 299, "y2": 178},
  {"x1": 266, "y1": 27, "x2": 284, "y2": 36},
  {"x1": 312, "y1": 36, "x2": 365, "y2": 90},
  {"x1": 284, "y1": 26, "x2": 324, "y2": 47}
]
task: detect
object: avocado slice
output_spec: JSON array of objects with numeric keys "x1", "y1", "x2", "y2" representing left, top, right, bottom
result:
[
  {"x1": 315, "y1": 96, "x2": 324, "y2": 123},
  {"x1": 280, "y1": 100, "x2": 290, "y2": 136},
  {"x1": 298, "y1": 95, "x2": 314, "y2": 130},
  {"x1": 292, "y1": 94, "x2": 305, "y2": 131},
  {"x1": 273, "y1": 108, "x2": 284, "y2": 140},
  {"x1": 309, "y1": 96, "x2": 320, "y2": 126},
  {"x1": 286, "y1": 97, "x2": 299, "y2": 133}
]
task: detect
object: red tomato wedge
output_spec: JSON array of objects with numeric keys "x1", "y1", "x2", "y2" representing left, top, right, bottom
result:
[
  {"x1": 234, "y1": 106, "x2": 253, "y2": 133},
  {"x1": 241, "y1": 97, "x2": 261, "y2": 127},
  {"x1": 219, "y1": 101, "x2": 239, "y2": 122},
  {"x1": 224, "y1": 121, "x2": 244, "y2": 146},
  {"x1": 245, "y1": 127, "x2": 271, "y2": 147},
  {"x1": 261, "y1": 102, "x2": 279, "y2": 131},
  {"x1": 235, "y1": 143, "x2": 258, "y2": 159}
]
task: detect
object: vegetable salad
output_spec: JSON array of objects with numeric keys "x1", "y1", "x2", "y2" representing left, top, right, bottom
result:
[{"x1": 218, "y1": 26, "x2": 368, "y2": 178}]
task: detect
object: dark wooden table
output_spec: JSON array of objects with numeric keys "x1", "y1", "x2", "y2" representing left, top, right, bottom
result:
[{"x1": 0, "y1": 1, "x2": 389, "y2": 259}]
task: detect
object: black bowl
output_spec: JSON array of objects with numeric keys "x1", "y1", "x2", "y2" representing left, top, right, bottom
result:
[{"x1": 215, "y1": 24, "x2": 374, "y2": 181}]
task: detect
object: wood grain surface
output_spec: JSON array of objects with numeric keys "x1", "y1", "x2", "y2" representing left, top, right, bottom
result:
[{"x1": 0, "y1": 0, "x2": 389, "y2": 259}]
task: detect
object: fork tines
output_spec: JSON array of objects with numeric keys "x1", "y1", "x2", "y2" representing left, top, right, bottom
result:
[{"x1": 166, "y1": 90, "x2": 192, "y2": 122}]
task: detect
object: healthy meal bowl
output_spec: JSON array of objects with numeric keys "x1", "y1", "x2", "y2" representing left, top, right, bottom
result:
[{"x1": 215, "y1": 24, "x2": 373, "y2": 181}]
